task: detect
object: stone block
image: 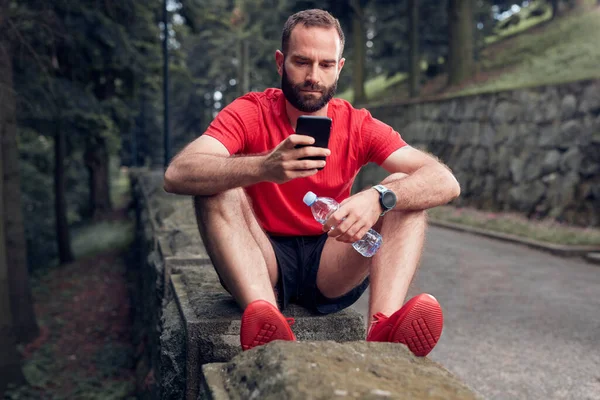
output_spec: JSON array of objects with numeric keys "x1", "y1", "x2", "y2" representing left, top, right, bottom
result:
[
  {"x1": 172, "y1": 266, "x2": 366, "y2": 400},
  {"x1": 158, "y1": 298, "x2": 186, "y2": 400},
  {"x1": 199, "y1": 341, "x2": 484, "y2": 400},
  {"x1": 157, "y1": 227, "x2": 208, "y2": 259}
]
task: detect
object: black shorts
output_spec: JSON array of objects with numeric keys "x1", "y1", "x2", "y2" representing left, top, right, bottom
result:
[{"x1": 269, "y1": 233, "x2": 369, "y2": 315}]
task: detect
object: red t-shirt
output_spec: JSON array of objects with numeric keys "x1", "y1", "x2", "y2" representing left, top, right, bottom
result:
[{"x1": 204, "y1": 88, "x2": 407, "y2": 236}]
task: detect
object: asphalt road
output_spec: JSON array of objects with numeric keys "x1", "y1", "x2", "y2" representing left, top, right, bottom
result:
[{"x1": 351, "y1": 226, "x2": 600, "y2": 400}]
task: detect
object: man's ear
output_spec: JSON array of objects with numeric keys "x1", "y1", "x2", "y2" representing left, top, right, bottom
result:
[
  {"x1": 275, "y1": 50, "x2": 284, "y2": 76},
  {"x1": 337, "y1": 57, "x2": 345, "y2": 76}
]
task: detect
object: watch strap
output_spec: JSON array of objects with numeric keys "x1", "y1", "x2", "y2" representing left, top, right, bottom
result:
[{"x1": 372, "y1": 184, "x2": 390, "y2": 216}]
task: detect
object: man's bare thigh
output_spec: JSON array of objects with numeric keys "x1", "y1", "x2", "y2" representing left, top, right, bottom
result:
[{"x1": 316, "y1": 236, "x2": 372, "y2": 299}]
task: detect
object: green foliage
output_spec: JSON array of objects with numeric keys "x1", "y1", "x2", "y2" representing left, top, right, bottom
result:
[
  {"x1": 485, "y1": 3, "x2": 553, "y2": 45},
  {"x1": 336, "y1": 72, "x2": 407, "y2": 103},
  {"x1": 10, "y1": 0, "x2": 162, "y2": 269},
  {"x1": 71, "y1": 220, "x2": 134, "y2": 260},
  {"x1": 458, "y1": 7, "x2": 600, "y2": 96}
]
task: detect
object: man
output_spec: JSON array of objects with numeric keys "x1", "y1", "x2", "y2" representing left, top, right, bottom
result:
[{"x1": 164, "y1": 9, "x2": 460, "y2": 356}]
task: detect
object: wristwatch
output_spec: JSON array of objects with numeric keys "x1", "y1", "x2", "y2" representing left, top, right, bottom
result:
[{"x1": 372, "y1": 184, "x2": 397, "y2": 216}]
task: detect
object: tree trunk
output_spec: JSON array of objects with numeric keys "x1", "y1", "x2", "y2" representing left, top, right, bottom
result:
[
  {"x1": 0, "y1": 26, "x2": 26, "y2": 394},
  {"x1": 55, "y1": 120, "x2": 74, "y2": 263},
  {"x1": 447, "y1": 0, "x2": 475, "y2": 86},
  {"x1": 0, "y1": 5, "x2": 39, "y2": 345},
  {"x1": 85, "y1": 138, "x2": 112, "y2": 219},
  {"x1": 238, "y1": 37, "x2": 250, "y2": 96},
  {"x1": 350, "y1": 0, "x2": 367, "y2": 104},
  {"x1": 551, "y1": 0, "x2": 559, "y2": 19},
  {"x1": 408, "y1": 0, "x2": 420, "y2": 98}
]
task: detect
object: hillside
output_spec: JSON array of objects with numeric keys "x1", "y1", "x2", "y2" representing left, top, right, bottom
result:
[{"x1": 338, "y1": 2, "x2": 600, "y2": 104}]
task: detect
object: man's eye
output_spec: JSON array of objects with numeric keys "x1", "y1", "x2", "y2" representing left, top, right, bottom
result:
[{"x1": 321, "y1": 64, "x2": 334, "y2": 68}]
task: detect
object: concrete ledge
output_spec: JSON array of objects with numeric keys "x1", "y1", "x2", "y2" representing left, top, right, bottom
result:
[
  {"x1": 199, "y1": 341, "x2": 484, "y2": 400},
  {"x1": 172, "y1": 266, "x2": 365, "y2": 400},
  {"x1": 429, "y1": 219, "x2": 600, "y2": 260},
  {"x1": 130, "y1": 169, "x2": 483, "y2": 400},
  {"x1": 157, "y1": 227, "x2": 208, "y2": 259}
]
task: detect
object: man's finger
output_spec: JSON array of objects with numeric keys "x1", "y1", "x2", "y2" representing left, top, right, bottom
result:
[
  {"x1": 286, "y1": 134, "x2": 314, "y2": 148},
  {"x1": 289, "y1": 160, "x2": 326, "y2": 170},
  {"x1": 294, "y1": 146, "x2": 331, "y2": 158}
]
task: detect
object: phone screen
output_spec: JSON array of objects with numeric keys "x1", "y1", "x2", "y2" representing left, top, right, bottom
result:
[{"x1": 294, "y1": 116, "x2": 332, "y2": 169}]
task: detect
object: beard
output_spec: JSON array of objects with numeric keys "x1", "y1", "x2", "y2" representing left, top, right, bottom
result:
[{"x1": 281, "y1": 64, "x2": 338, "y2": 113}]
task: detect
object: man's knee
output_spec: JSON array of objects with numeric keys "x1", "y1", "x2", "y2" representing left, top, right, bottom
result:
[{"x1": 193, "y1": 188, "x2": 246, "y2": 222}]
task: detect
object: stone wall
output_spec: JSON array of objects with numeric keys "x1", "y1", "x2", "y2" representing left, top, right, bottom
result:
[
  {"x1": 357, "y1": 79, "x2": 600, "y2": 226},
  {"x1": 129, "y1": 169, "x2": 483, "y2": 400}
]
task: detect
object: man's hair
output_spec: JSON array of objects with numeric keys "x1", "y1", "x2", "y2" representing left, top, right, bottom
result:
[{"x1": 281, "y1": 9, "x2": 345, "y2": 58}]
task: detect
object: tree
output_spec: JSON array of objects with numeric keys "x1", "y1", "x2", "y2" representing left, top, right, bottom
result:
[
  {"x1": 0, "y1": 0, "x2": 39, "y2": 344},
  {"x1": 447, "y1": 0, "x2": 475, "y2": 86},
  {"x1": 0, "y1": 3, "x2": 27, "y2": 389},
  {"x1": 0, "y1": 116, "x2": 25, "y2": 397},
  {"x1": 551, "y1": 0, "x2": 560, "y2": 19},
  {"x1": 408, "y1": 0, "x2": 420, "y2": 98},
  {"x1": 349, "y1": 0, "x2": 367, "y2": 104}
]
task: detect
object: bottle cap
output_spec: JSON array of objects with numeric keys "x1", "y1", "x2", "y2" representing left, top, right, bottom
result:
[{"x1": 303, "y1": 191, "x2": 317, "y2": 206}]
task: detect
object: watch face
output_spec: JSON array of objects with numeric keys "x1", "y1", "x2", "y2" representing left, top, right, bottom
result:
[{"x1": 382, "y1": 191, "x2": 397, "y2": 209}]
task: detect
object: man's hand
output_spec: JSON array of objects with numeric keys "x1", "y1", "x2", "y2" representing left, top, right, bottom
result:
[
  {"x1": 261, "y1": 134, "x2": 331, "y2": 183},
  {"x1": 323, "y1": 189, "x2": 381, "y2": 243}
]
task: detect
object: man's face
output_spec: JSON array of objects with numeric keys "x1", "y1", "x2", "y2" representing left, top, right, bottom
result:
[{"x1": 278, "y1": 25, "x2": 344, "y2": 113}]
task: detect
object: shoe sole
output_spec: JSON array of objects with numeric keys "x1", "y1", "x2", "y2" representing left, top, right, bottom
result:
[
  {"x1": 240, "y1": 300, "x2": 295, "y2": 351},
  {"x1": 389, "y1": 294, "x2": 443, "y2": 357}
]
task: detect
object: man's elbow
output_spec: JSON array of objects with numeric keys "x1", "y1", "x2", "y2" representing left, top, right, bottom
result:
[
  {"x1": 163, "y1": 166, "x2": 178, "y2": 194},
  {"x1": 436, "y1": 164, "x2": 460, "y2": 201},
  {"x1": 446, "y1": 171, "x2": 461, "y2": 200}
]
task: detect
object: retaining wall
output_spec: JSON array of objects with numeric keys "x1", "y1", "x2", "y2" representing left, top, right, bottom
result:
[
  {"x1": 130, "y1": 169, "x2": 482, "y2": 399},
  {"x1": 357, "y1": 79, "x2": 600, "y2": 226}
]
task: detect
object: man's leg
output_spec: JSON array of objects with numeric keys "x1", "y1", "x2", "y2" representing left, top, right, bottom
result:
[
  {"x1": 194, "y1": 189, "x2": 296, "y2": 351},
  {"x1": 316, "y1": 174, "x2": 426, "y2": 317},
  {"x1": 316, "y1": 173, "x2": 442, "y2": 356},
  {"x1": 193, "y1": 188, "x2": 279, "y2": 308}
]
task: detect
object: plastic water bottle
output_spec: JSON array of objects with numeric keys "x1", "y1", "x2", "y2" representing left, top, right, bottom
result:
[{"x1": 303, "y1": 191, "x2": 382, "y2": 257}]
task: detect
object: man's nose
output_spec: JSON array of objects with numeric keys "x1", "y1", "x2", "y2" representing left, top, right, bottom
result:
[{"x1": 305, "y1": 64, "x2": 320, "y2": 85}]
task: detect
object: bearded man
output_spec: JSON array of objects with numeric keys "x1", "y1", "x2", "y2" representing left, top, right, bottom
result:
[{"x1": 164, "y1": 9, "x2": 460, "y2": 357}]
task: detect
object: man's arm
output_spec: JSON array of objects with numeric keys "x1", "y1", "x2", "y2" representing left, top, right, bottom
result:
[
  {"x1": 323, "y1": 145, "x2": 460, "y2": 243},
  {"x1": 377, "y1": 145, "x2": 461, "y2": 210},
  {"x1": 163, "y1": 134, "x2": 331, "y2": 196},
  {"x1": 163, "y1": 135, "x2": 264, "y2": 196}
]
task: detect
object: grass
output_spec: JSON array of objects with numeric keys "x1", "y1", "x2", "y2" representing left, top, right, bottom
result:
[
  {"x1": 110, "y1": 158, "x2": 132, "y2": 210},
  {"x1": 484, "y1": 4, "x2": 553, "y2": 45},
  {"x1": 428, "y1": 206, "x2": 600, "y2": 247},
  {"x1": 336, "y1": 72, "x2": 406, "y2": 103},
  {"x1": 70, "y1": 163, "x2": 134, "y2": 260},
  {"x1": 339, "y1": 2, "x2": 600, "y2": 102},
  {"x1": 71, "y1": 220, "x2": 134, "y2": 259},
  {"x1": 458, "y1": 5, "x2": 600, "y2": 96}
]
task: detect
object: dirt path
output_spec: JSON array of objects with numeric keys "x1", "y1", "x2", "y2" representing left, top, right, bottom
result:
[{"x1": 5, "y1": 240, "x2": 137, "y2": 399}]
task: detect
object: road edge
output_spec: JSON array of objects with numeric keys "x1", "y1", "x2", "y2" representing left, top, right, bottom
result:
[{"x1": 428, "y1": 219, "x2": 600, "y2": 265}]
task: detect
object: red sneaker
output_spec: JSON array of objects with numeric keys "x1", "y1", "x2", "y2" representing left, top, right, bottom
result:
[
  {"x1": 366, "y1": 293, "x2": 443, "y2": 357},
  {"x1": 240, "y1": 299, "x2": 296, "y2": 351}
]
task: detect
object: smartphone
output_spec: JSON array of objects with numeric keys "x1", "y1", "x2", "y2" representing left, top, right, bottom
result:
[{"x1": 294, "y1": 115, "x2": 332, "y2": 170}]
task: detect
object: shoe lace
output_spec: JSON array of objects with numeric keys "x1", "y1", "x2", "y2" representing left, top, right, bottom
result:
[
  {"x1": 371, "y1": 312, "x2": 388, "y2": 323},
  {"x1": 285, "y1": 317, "x2": 295, "y2": 327},
  {"x1": 369, "y1": 312, "x2": 388, "y2": 329},
  {"x1": 367, "y1": 312, "x2": 389, "y2": 338}
]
